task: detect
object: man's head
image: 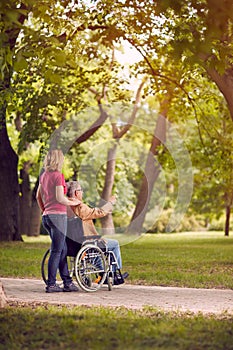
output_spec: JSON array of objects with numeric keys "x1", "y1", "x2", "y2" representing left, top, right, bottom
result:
[{"x1": 67, "y1": 181, "x2": 83, "y2": 200}]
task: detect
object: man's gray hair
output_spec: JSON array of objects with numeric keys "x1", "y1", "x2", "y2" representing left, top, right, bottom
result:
[{"x1": 66, "y1": 181, "x2": 80, "y2": 198}]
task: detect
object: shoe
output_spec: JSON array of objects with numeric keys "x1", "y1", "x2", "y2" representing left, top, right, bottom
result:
[
  {"x1": 96, "y1": 273, "x2": 108, "y2": 285},
  {"x1": 63, "y1": 282, "x2": 79, "y2": 292},
  {"x1": 122, "y1": 272, "x2": 129, "y2": 280},
  {"x1": 46, "y1": 284, "x2": 63, "y2": 293},
  {"x1": 114, "y1": 275, "x2": 124, "y2": 285},
  {"x1": 114, "y1": 271, "x2": 129, "y2": 285}
]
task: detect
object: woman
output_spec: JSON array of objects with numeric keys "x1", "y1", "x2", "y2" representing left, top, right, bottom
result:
[{"x1": 36, "y1": 149, "x2": 80, "y2": 293}]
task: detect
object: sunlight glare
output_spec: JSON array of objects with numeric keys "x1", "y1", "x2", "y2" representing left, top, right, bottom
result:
[{"x1": 115, "y1": 40, "x2": 143, "y2": 65}]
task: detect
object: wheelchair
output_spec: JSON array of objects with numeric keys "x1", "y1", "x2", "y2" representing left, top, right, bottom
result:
[{"x1": 41, "y1": 218, "x2": 124, "y2": 292}]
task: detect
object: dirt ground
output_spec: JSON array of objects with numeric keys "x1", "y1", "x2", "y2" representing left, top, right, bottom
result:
[{"x1": 1, "y1": 277, "x2": 233, "y2": 315}]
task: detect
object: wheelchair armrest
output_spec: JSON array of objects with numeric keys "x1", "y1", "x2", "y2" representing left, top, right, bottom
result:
[{"x1": 82, "y1": 236, "x2": 107, "y2": 252}]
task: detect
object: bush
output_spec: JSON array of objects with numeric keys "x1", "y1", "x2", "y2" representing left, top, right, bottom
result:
[
  {"x1": 146, "y1": 209, "x2": 204, "y2": 233},
  {"x1": 207, "y1": 216, "x2": 226, "y2": 231}
]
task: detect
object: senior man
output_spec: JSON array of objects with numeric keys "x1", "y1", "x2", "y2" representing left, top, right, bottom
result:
[{"x1": 66, "y1": 180, "x2": 128, "y2": 284}]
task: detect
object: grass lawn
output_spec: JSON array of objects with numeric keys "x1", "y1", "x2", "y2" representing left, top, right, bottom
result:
[
  {"x1": 0, "y1": 231, "x2": 232, "y2": 289},
  {"x1": 121, "y1": 231, "x2": 233, "y2": 289},
  {"x1": 0, "y1": 231, "x2": 233, "y2": 350},
  {"x1": 0, "y1": 304, "x2": 233, "y2": 350}
]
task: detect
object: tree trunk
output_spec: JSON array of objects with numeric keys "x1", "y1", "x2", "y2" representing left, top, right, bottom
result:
[
  {"x1": 127, "y1": 154, "x2": 161, "y2": 234},
  {"x1": 225, "y1": 205, "x2": 230, "y2": 237},
  {"x1": 127, "y1": 107, "x2": 168, "y2": 234},
  {"x1": 0, "y1": 3, "x2": 31, "y2": 242},
  {"x1": 207, "y1": 67, "x2": 233, "y2": 122},
  {"x1": 0, "y1": 104, "x2": 21, "y2": 241},
  {"x1": 0, "y1": 282, "x2": 7, "y2": 308},
  {"x1": 29, "y1": 179, "x2": 41, "y2": 236},
  {"x1": 0, "y1": 5, "x2": 28, "y2": 241},
  {"x1": 127, "y1": 93, "x2": 171, "y2": 234},
  {"x1": 100, "y1": 143, "x2": 117, "y2": 235},
  {"x1": 19, "y1": 162, "x2": 31, "y2": 236}
]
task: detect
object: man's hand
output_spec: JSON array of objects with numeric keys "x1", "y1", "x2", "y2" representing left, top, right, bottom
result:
[{"x1": 109, "y1": 195, "x2": 116, "y2": 205}]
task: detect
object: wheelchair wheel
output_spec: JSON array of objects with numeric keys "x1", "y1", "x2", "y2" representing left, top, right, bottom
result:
[
  {"x1": 41, "y1": 249, "x2": 74, "y2": 285},
  {"x1": 41, "y1": 249, "x2": 50, "y2": 285},
  {"x1": 74, "y1": 244, "x2": 107, "y2": 292}
]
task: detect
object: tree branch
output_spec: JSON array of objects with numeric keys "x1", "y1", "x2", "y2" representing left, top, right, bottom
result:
[
  {"x1": 111, "y1": 77, "x2": 147, "y2": 139},
  {"x1": 75, "y1": 103, "x2": 108, "y2": 144}
]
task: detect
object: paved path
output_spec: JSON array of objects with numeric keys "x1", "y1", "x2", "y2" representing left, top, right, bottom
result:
[{"x1": 1, "y1": 278, "x2": 233, "y2": 315}]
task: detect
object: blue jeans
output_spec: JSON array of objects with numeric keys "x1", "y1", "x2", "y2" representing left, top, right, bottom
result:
[
  {"x1": 42, "y1": 214, "x2": 72, "y2": 287},
  {"x1": 106, "y1": 238, "x2": 122, "y2": 271}
]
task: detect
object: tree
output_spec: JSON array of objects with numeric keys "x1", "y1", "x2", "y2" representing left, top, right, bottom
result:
[
  {"x1": 106, "y1": 0, "x2": 233, "y2": 233},
  {"x1": 0, "y1": 1, "x2": 128, "y2": 240},
  {"x1": 127, "y1": 93, "x2": 170, "y2": 233},
  {"x1": 99, "y1": 78, "x2": 146, "y2": 234},
  {"x1": 2, "y1": 0, "x2": 233, "y2": 240},
  {"x1": 0, "y1": 2, "x2": 29, "y2": 240},
  {"x1": 187, "y1": 83, "x2": 233, "y2": 236}
]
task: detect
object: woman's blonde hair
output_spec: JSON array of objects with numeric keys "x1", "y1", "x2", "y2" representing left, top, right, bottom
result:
[{"x1": 43, "y1": 149, "x2": 64, "y2": 172}]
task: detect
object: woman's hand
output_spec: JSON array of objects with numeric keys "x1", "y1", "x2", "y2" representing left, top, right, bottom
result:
[
  {"x1": 68, "y1": 198, "x2": 81, "y2": 206},
  {"x1": 56, "y1": 186, "x2": 81, "y2": 206}
]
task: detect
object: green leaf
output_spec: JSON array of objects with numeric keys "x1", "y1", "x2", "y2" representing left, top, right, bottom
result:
[
  {"x1": 53, "y1": 52, "x2": 66, "y2": 67},
  {"x1": 14, "y1": 57, "x2": 28, "y2": 71},
  {"x1": 44, "y1": 70, "x2": 62, "y2": 84}
]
